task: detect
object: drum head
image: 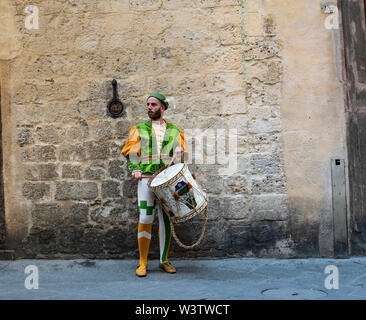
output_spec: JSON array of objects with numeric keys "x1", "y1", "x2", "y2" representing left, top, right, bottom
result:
[{"x1": 150, "y1": 163, "x2": 184, "y2": 187}]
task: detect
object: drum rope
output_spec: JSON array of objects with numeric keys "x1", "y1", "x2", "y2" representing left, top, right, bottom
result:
[{"x1": 169, "y1": 208, "x2": 208, "y2": 249}]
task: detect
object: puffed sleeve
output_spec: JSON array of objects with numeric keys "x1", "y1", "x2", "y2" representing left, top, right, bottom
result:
[{"x1": 121, "y1": 126, "x2": 142, "y2": 173}]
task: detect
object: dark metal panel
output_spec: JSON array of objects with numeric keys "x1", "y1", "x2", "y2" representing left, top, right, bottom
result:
[
  {"x1": 0, "y1": 85, "x2": 5, "y2": 249},
  {"x1": 331, "y1": 159, "x2": 348, "y2": 256}
]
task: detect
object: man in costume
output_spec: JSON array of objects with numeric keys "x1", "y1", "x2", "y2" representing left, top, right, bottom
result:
[{"x1": 121, "y1": 92, "x2": 187, "y2": 277}]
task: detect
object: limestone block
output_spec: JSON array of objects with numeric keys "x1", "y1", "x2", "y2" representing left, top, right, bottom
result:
[
  {"x1": 108, "y1": 141, "x2": 123, "y2": 158},
  {"x1": 247, "y1": 133, "x2": 281, "y2": 154},
  {"x1": 104, "y1": 227, "x2": 131, "y2": 254},
  {"x1": 222, "y1": 195, "x2": 249, "y2": 220},
  {"x1": 251, "y1": 221, "x2": 286, "y2": 243},
  {"x1": 101, "y1": 32, "x2": 135, "y2": 53},
  {"x1": 134, "y1": 11, "x2": 174, "y2": 40},
  {"x1": 115, "y1": 120, "x2": 134, "y2": 140},
  {"x1": 62, "y1": 202, "x2": 89, "y2": 225},
  {"x1": 97, "y1": 0, "x2": 129, "y2": 13},
  {"x1": 31, "y1": 203, "x2": 64, "y2": 228},
  {"x1": 129, "y1": 0, "x2": 162, "y2": 11},
  {"x1": 243, "y1": 38, "x2": 283, "y2": 61},
  {"x1": 16, "y1": 56, "x2": 42, "y2": 80},
  {"x1": 83, "y1": 141, "x2": 110, "y2": 160},
  {"x1": 101, "y1": 180, "x2": 121, "y2": 198},
  {"x1": 250, "y1": 153, "x2": 283, "y2": 175},
  {"x1": 58, "y1": 144, "x2": 87, "y2": 162},
  {"x1": 205, "y1": 196, "x2": 222, "y2": 221},
  {"x1": 162, "y1": 0, "x2": 193, "y2": 9},
  {"x1": 220, "y1": 94, "x2": 248, "y2": 115},
  {"x1": 108, "y1": 159, "x2": 126, "y2": 180},
  {"x1": 64, "y1": 120, "x2": 89, "y2": 142},
  {"x1": 246, "y1": 60, "x2": 283, "y2": 84},
  {"x1": 55, "y1": 181, "x2": 98, "y2": 200},
  {"x1": 216, "y1": 24, "x2": 243, "y2": 46},
  {"x1": 194, "y1": 0, "x2": 238, "y2": 8},
  {"x1": 98, "y1": 47, "x2": 139, "y2": 77},
  {"x1": 22, "y1": 182, "x2": 51, "y2": 200},
  {"x1": 22, "y1": 55, "x2": 74, "y2": 79},
  {"x1": 36, "y1": 82, "x2": 78, "y2": 103},
  {"x1": 223, "y1": 175, "x2": 249, "y2": 194},
  {"x1": 17, "y1": 129, "x2": 34, "y2": 147},
  {"x1": 248, "y1": 117, "x2": 282, "y2": 134},
  {"x1": 90, "y1": 206, "x2": 128, "y2": 225},
  {"x1": 122, "y1": 179, "x2": 137, "y2": 198},
  {"x1": 84, "y1": 162, "x2": 107, "y2": 180},
  {"x1": 74, "y1": 35, "x2": 100, "y2": 53},
  {"x1": 245, "y1": 80, "x2": 281, "y2": 106},
  {"x1": 200, "y1": 174, "x2": 224, "y2": 194},
  {"x1": 41, "y1": 101, "x2": 81, "y2": 123},
  {"x1": 90, "y1": 120, "x2": 113, "y2": 140},
  {"x1": 203, "y1": 45, "x2": 243, "y2": 72},
  {"x1": 249, "y1": 194, "x2": 288, "y2": 221},
  {"x1": 77, "y1": 100, "x2": 106, "y2": 120},
  {"x1": 21, "y1": 28, "x2": 72, "y2": 55},
  {"x1": 66, "y1": 0, "x2": 98, "y2": 12},
  {"x1": 25, "y1": 164, "x2": 58, "y2": 181},
  {"x1": 58, "y1": 226, "x2": 104, "y2": 254},
  {"x1": 204, "y1": 72, "x2": 244, "y2": 93},
  {"x1": 12, "y1": 85, "x2": 38, "y2": 104},
  {"x1": 62, "y1": 164, "x2": 82, "y2": 179},
  {"x1": 230, "y1": 221, "x2": 287, "y2": 251},
  {"x1": 24, "y1": 145, "x2": 57, "y2": 162},
  {"x1": 230, "y1": 114, "x2": 249, "y2": 135},
  {"x1": 236, "y1": 154, "x2": 251, "y2": 175},
  {"x1": 251, "y1": 174, "x2": 287, "y2": 194},
  {"x1": 162, "y1": 0, "x2": 237, "y2": 9},
  {"x1": 35, "y1": 125, "x2": 65, "y2": 144},
  {"x1": 248, "y1": 105, "x2": 272, "y2": 121},
  {"x1": 237, "y1": 134, "x2": 249, "y2": 154},
  {"x1": 208, "y1": 6, "x2": 242, "y2": 27}
]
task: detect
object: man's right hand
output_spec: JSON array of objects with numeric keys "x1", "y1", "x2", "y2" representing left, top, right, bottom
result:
[{"x1": 132, "y1": 170, "x2": 142, "y2": 180}]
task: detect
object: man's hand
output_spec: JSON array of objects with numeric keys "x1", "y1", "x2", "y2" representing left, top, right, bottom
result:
[{"x1": 132, "y1": 170, "x2": 142, "y2": 180}]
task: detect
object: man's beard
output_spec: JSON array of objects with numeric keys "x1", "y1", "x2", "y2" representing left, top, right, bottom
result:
[{"x1": 148, "y1": 109, "x2": 161, "y2": 120}]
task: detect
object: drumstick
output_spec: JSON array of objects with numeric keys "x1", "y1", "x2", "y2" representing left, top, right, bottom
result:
[{"x1": 141, "y1": 155, "x2": 179, "y2": 179}]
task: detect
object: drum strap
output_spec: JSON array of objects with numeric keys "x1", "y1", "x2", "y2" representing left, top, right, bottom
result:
[{"x1": 168, "y1": 208, "x2": 208, "y2": 249}]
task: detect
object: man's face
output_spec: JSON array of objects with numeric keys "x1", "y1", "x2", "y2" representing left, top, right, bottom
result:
[{"x1": 147, "y1": 97, "x2": 164, "y2": 120}]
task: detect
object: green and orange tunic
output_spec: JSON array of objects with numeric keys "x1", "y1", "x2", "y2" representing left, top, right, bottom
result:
[{"x1": 121, "y1": 120, "x2": 187, "y2": 174}]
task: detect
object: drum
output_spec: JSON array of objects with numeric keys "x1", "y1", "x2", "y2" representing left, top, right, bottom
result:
[{"x1": 147, "y1": 163, "x2": 208, "y2": 249}]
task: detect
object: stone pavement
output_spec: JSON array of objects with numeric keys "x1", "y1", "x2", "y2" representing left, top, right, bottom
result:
[{"x1": 0, "y1": 257, "x2": 365, "y2": 300}]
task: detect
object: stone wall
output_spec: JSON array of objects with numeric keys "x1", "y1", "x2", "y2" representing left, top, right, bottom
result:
[{"x1": 0, "y1": 0, "x2": 347, "y2": 258}]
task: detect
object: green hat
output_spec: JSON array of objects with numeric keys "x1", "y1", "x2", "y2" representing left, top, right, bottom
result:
[{"x1": 148, "y1": 92, "x2": 169, "y2": 110}]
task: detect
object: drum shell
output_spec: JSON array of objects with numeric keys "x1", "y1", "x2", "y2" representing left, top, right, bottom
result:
[{"x1": 149, "y1": 164, "x2": 208, "y2": 223}]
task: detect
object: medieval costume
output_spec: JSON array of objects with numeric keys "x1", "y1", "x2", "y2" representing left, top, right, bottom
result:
[{"x1": 121, "y1": 92, "x2": 187, "y2": 276}]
